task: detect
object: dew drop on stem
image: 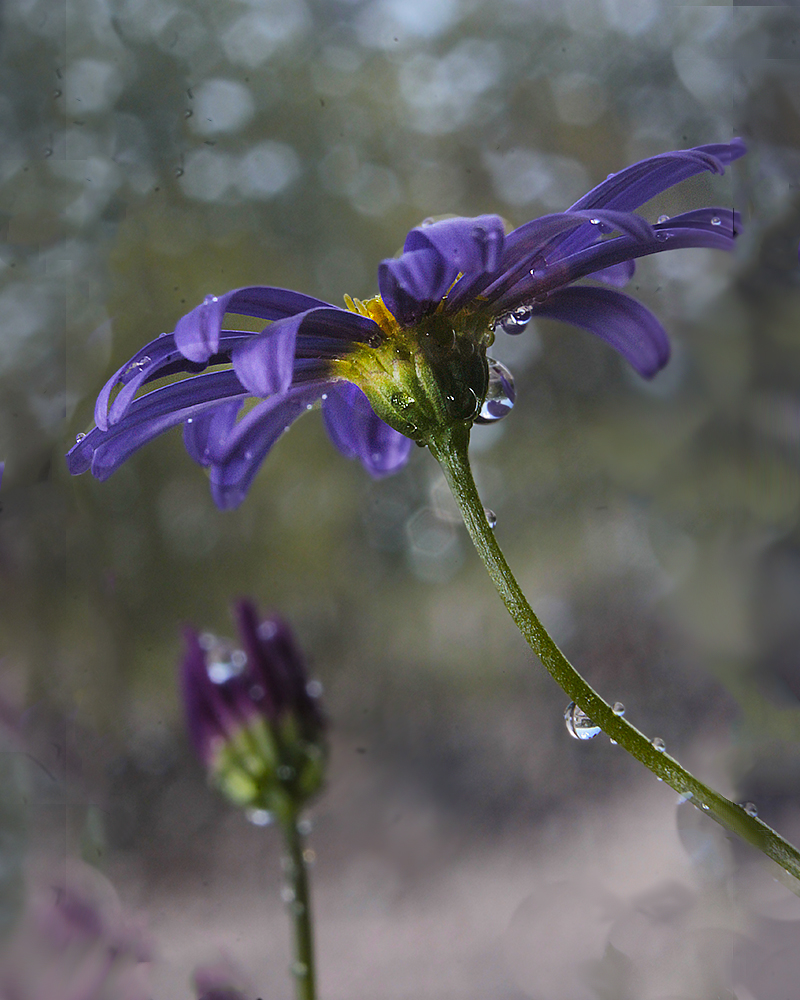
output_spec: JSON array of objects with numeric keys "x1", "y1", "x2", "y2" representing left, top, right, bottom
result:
[{"x1": 564, "y1": 702, "x2": 601, "y2": 740}]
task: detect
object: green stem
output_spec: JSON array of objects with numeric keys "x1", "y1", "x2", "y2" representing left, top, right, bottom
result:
[
  {"x1": 282, "y1": 813, "x2": 317, "y2": 1000},
  {"x1": 429, "y1": 422, "x2": 800, "y2": 889}
]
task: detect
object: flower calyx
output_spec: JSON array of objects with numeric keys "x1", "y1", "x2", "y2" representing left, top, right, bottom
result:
[{"x1": 336, "y1": 295, "x2": 494, "y2": 445}]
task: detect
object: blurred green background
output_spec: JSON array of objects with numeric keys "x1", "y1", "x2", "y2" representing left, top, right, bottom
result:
[{"x1": 2, "y1": 0, "x2": 800, "y2": 997}]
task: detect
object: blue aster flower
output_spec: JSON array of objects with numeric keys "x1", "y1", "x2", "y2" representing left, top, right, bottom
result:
[{"x1": 67, "y1": 139, "x2": 745, "y2": 509}]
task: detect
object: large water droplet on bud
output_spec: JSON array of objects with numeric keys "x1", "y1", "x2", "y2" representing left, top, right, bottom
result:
[
  {"x1": 564, "y1": 702, "x2": 601, "y2": 740},
  {"x1": 475, "y1": 358, "x2": 515, "y2": 424}
]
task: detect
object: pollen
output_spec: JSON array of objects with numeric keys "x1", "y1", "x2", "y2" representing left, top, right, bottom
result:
[{"x1": 344, "y1": 293, "x2": 400, "y2": 338}]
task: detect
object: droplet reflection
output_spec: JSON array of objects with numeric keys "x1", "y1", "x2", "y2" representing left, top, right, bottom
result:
[
  {"x1": 475, "y1": 358, "x2": 515, "y2": 424},
  {"x1": 564, "y1": 702, "x2": 601, "y2": 741}
]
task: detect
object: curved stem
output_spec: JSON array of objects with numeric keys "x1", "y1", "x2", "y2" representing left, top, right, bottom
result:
[
  {"x1": 282, "y1": 813, "x2": 317, "y2": 1000},
  {"x1": 429, "y1": 422, "x2": 800, "y2": 889}
]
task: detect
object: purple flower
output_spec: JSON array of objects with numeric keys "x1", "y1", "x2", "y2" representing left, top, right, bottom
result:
[
  {"x1": 67, "y1": 139, "x2": 745, "y2": 509},
  {"x1": 181, "y1": 600, "x2": 326, "y2": 820}
]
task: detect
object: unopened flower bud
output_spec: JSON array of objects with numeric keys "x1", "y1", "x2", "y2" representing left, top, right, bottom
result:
[{"x1": 180, "y1": 600, "x2": 326, "y2": 826}]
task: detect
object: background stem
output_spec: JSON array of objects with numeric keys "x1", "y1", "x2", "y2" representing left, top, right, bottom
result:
[
  {"x1": 429, "y1": 422, "x2": 800, "y2": 889},
  {"x1": 283, "y1": 815, "x2": 317, "y2": 1000}
]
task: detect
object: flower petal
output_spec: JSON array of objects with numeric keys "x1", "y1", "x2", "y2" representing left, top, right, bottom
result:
[
  {"x1": 479, "y1": 209, "x2": 654, "y2": 307},
  {"x1": 588, "y1": 260, "x2": 636, "y2": 287},
  {"x1": 378, "y1": 248, "x2": 458, "y2": 327},
  {"x1": 494, "y1": 221, "x2": 738, "y2": 313},
  {"x1": 208, "y1": 384, "x2": 327, "y2": 510},
  {"x1": 322, "y1": 383, "x2": 413, "y2": 476},
  {"x1": 68, "y1": 371, "x2": 248, "y2": 480},
  {"x1": 174, "y1": 287, "x2": 333, "y2": 364},
  {"x1": 569, "y1": 140, "x2": 746, "y2": 215},
  {"x1": 232, "y1": 307, "x2": 382, "y2": 397},
  {"x1": 530, "y1": 286, "x2": 670, "y2": 378},
  {"x1": 183, "y1": 400, "x2": 244, "y2": 467},
  {"x1": 402, "y1": 215, "x2": 507, "y2": 307}
]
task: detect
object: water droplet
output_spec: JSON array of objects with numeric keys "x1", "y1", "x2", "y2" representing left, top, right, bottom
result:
[
  {"x1": 184, "y1": 109, "x2": 193, "y2": 119},
  {"x1": 677, "y1": 791, "x2": 693, "y2": 804},
  {"x1": 710, "y1": 216, "x2": 722, "y2": 226},
  {"x1": 297, "y1": 818, "x2": 313, "y2": 836},
  {"x1": 53, "y1": 89, "x2": 62, "y2": 98},
  {"x1": 484, "y1": 508, "x2": 497, "y2": 529},
  {"x1": 306, "y1": 680, "x2": 323, "y2": 699},
  {"x1": 655, "y1": 232, "x2": 670, "y2": 242},
  {"x1": 589, "y1": 218, "x2": 601, "y2": 225},
  {"x1": 291, "y1": 962, "x2": 309, "y2": 979},
  {"x1": 612, "y1": 702, "x2": 625, "y2": 716},
  {"x1": 246, "y1": 808, "x2": 274, "y2": 826},
  {"x1": 75, "y1": 432, "x2": 86, "y2": 442},
  {"x1": 281, "y1": 886, "x2": 296, "y2": 903},
  {"x1": 277, "y1": 764, "x2": 296, "y2": 781},
  {"x1": 186, "y1": 417, "x2": 193, "y2": 424},
  {"x1": 475, "y1": 358, "x2": 515, "y2": 424},
  {"x1": 306, "y1": 403, "x2": 314, "y2": 411},
  {"x1": 742, "y1": 801, "x2": 758, "y2": 817},
  {"x1": 651, "y1": 737, "x2": 666, "y2": 752},
  {"x1": 259, "y1": 620, "x2": 278, "y2": 641},
  {"x1": 657, "y1": 214, "x2": 670, "y2": 224},
  {"x1": 158, "y1": 331, "x2": 168, "y2": 337},
  {"x1": 499, "y1": 305, "x2": 532, "y2": 334},
  {"x1": 205, "y1": 641, "x2": 247, "y2": 684},
  {"x1": 203, "y1": 294, "x2": 219, "y2": 305},
  {"x1": 199, "y1": 631, "x2": 216, "y2": 650},
  {"x1": 250, "y1": 683, "x2": 265, "y2": 701},
  {"x1": 564, "y1": 702, "x2": 601, "y2": 741},
  {"x1": 243, "y1": 449, "x2": 253, "y2": 460},
  {"x1": 174, "y1": 167, "x2": 184, "y2": 177},
  {"x1": 609, "y1": 738, "x2": 617, "y2": 745},
  {"x1": 124, "y1": 355, "x2": 151, "y2": 376},
  {"x1": 321, "y1": 393, "x2": 328, "y2": 400},
  {"x1": 302, "y1": 847, "x2": 316, "y2": 865}
]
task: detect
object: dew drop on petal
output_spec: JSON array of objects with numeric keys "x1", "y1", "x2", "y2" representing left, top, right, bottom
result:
[
  {"x1": 655, "y1": 232, "x2": 670, "y2": 242},
  {"x1": 657, "y1": 215, "x2": 670, "y2": 224},
  {"x1": 612, "y1": 702, "x2": 625, "y2": 716},
  {"x1": 259, "y1": 620, "x2": 278, "y2": 640},
  {"x1": 710, "y1": 216, "x2": 722, "y2": 226},
  {"x1": 499, "y1": 305, "x2": 532, "y2": 334},
  {"x1": 186, "y1": 417, "x2": 193, "y2": 424},
  {"x1": 590, "y1": 218, "x2": 601, "y2": 225},
  {"x1": 321, "y1": 393, "x2": 328, "y2": 400},
  {"x1": 475, "y1": 358, "x2": 515, "y2": 424},
  {"x1": 484, "y1": 508, "x2": 497, "y2": 529},
  {"x1": 75, "y1": 432, "x2": 86, "y2": 443},
  {"x1": 741, "y1": 801, "x2": 758, "y2": 817},
  {"x1": 203, "y1": 294, "x2": 219, "y2": 304},
  {"x1": 246, "y1": 808, "x2": 274, "y2": 826},
  {"x1": 651, "y1": 737, "x2": 666, "y2": 752},
  {"x1": 205, "y1": 640, "x2": 247, "y2": 684},
  {"x1": 564, "y1": 702, "x2": 601, "y2": 740},
  {"x1": 158, "y1": 331, "x2": 168, "y2": 338}
]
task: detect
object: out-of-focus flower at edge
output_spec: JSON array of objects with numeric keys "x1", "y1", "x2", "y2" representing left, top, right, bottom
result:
[
  {"x1": 0, "y1": 860, "x2": 152, "y2": 1000},
  {"x1": 192, "y1": 953, "x2": 255, "y2": 1000},
  {"x1": 181, "y1": 599, "x2": 326, "y2": 826},
  {"x1": 67, "y1": 140, "x2": 745, "y2": 509}
]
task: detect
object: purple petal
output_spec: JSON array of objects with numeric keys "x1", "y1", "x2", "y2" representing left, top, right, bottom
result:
[
  {"x1": 208, "y1": 384, "x2": 327, "y2": 509},
  {"x1": 378, "y1": 248, "x2": 458, "y2": 327},
  {"x1": 95, "y1": 330, "x2": 254, "y2": 431},
  {"x1": 588, "y1": 260, "x2": 636, "y2": 287},
  {"x1": 183, "y1": 400, "x2": 243, "y2": 467},
  {"x1": 569, "y1": 140, "x2": 746, "y2": 215},
  {"x1": 478, "y1": 209, "x2": 654, "y2": 307},
  {"x1": 494, "y1": 222, "x2": 738, "y2": 313},
  {"x1": 174, "y1": 287, "x2": 333, "y2": 364},
  {"x1": 180, "y1": 628, "x2": 224, "y2": 764},
  {"x1": 233, "y1": 307, "x2": 382, "y2": 397},
  {"x1": 321, "y1": 383, "x2": 413, "y2": 476},
  {"x1": 401, "y1": 215, "x2": 507, "y2": 307},
  {"x1": 67, "y1": 371, "x2": 248, "y2": 480},
  {"x1": 530, "y1": 286, "x2": 669, "y2": 378}
]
